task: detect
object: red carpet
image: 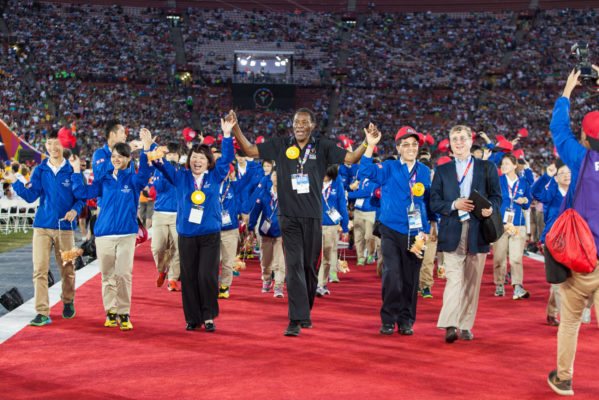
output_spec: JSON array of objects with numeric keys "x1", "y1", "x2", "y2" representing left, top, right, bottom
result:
[{"x1": 1, "y1": 241, "x2": 598, "y2": 399}]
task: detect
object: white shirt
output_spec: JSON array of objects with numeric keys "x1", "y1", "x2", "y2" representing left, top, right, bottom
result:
[{"x1": 48, "y1": 159, "x2": 66, "y2": 175}]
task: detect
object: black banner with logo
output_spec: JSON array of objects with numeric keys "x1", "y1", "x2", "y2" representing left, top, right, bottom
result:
[{"x1": 232, "y1": 84, "x2": 295, "y2": 110}]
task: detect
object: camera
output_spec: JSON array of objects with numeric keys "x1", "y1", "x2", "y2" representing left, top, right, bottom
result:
[{"x1": 571, "y1": 41, "x2": 598, "y2": 80}]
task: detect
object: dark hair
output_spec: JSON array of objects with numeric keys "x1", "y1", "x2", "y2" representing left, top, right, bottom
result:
[
  {"x1": 325, "y1": 164, "x2": 339, "y2": 181},
  {"x1": 470, "y1": 144, "x2": 482, "y2": 153},
  {"x1": 262, "y1": 159, "x2": 274, "y2": 166},
  {"x1": 47, "y1": 129, "x2": 59, "y2": 140},
  {"x1": 63, "y1": 148, "x2": 72, "y2": 159},
  {"x1": 113, "y1": 142, "x2": 131, "y2": 158},
  {"x1": 517, "y1": 159, "x2": 526, "y2": 165},
  {"x1": 501, "y1": 153, "x2": 517, "y2": 166},
  {"x1": 167, "y1": 142, "x2": 181, "y2": 155},
  {"x1": 555, "y1": 159, "x2": 566, "y2": 171},
  {"x1": 105, "y1": 119, "x2": 122, "y2": 141},
  {"x1": 236, "y1": 148, "x2": 246, "y2": 158},
  {"x1": 294, "y1": 108, "x2": 316, "y2": 124},
  {"x1": 11, "y1": 163, "x2": 19, "y2": 173},
  {"x1": 185, "y1": 144, "x2": 215, "y2": 170},
  {"x1": 420, "y1": 159, "x2": 433, "y2": 170}
]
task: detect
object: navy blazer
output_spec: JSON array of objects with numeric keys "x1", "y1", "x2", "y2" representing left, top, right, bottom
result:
[{"x1": 430, "y1": 158, "x2": 502, "y2": 254}]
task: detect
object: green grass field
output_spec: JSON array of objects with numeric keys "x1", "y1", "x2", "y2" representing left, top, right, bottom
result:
[{"x1": 0, "y1": 231, "x2": 33, "y2": 254}]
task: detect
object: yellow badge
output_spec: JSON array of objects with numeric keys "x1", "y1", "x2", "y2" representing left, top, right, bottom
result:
[
  {"x1": 191, "y1": 190, "x2": 206, "y2": 205},
  {"x1": 286, "y1": 146, "x2": 300, "y2": 159},
  {"x1": 412, "y1": 182, "x2": 425, "y2": 197}
]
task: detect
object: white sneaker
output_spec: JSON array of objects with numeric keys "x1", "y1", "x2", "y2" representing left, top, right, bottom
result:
[
  {"x1": 273, "y1": 287, "x2": 284, "y2": 298},
  {"x1": 316, "y1": 286, "x2": 326, "y2": 297},
  {"x1": 582, "y1": 307, "x2": 591, "y2": 324}
]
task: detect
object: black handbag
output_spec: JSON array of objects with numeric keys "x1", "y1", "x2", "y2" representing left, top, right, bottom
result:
[
  {"x1": 372, "y1": 220, "x2": 381, "y2": 238},
  {"x1": 480, "y1": 161, "x2": 504, "y2": 244},
  {"x1": 543, "y1": 244, "x2": 569, "y2": 284}
]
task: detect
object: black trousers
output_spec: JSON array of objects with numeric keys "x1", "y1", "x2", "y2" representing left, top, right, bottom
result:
[
  {"x1": 380, "y1": 223, "x2": 423, "y2": 328},
  {"x1": 178, "y1": 232, "x2": 220, "y2": 324},
  {"x1": 279, "y1": 216, "x2": 322, "y2": 321}
]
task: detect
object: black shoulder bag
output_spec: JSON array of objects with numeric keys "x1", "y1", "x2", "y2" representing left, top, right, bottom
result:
[{"x1": 481, "y1": 161, "x2": 504, "y2": 244}]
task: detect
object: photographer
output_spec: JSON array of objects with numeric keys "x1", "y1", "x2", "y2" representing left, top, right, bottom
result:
[{"x1": 546, "y1": 66, "x2": 599, "y2": 396}]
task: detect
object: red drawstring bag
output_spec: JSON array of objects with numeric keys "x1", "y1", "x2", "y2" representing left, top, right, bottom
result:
[
  {"x1": 545, "y1": 209, "x2": 597, "y2": 273},
  {"x1": 546, "y1": 155, "x2": 597, "y2": 273},
  {"x1": 136, "y1": 217, "x2": 148, "y2": 246}
]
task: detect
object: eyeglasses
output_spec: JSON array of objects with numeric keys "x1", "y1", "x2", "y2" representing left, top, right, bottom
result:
[
  {"x1": 399, "y1": 143, "x2": 419, "y2": 148},
  {"x1": 450, "y1": 136, "x2": 470, "y2": 143},
  {"x1": 557, "y1": 172, "x2": 571, "y2": 176}
]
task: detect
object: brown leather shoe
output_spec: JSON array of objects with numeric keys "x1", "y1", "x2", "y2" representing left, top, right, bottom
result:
[{"x1": 547, "y1": 315, "x2": 560, "y2": 326}]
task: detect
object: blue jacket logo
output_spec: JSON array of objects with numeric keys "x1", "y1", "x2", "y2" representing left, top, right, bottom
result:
[
  {"x1": 62, "y1": 179, "x2": 71, "y2": 187},
  {"x1": 121, "y1": 185, "x2": 131, "y2": 194}
]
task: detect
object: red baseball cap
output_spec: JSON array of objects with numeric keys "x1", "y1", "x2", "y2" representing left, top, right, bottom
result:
[
  {"x1": 395, "y1": 126, "x2": 419, "y2": 143},
  {"x1": 437, "y1": 156, "x2": 452, "y2": 166},
  {"x1": 512, "y1": 149, "x2": 524, "y2": 159},
  {"x1": 425, "y1": 134, "x2": 434, "y2": 146},
  {"x1": 256, "y1": 136, "x2": 265, "y2": 144},
  {"x1": 517, "y1": 128, "x2": 528, "y2": 138},
  {"x1": 203, "y1": 136, "x2": 214, "y2": 146},
  {"x1": 339, "y1": 135, "x2": 354, "y2": 149},
  {"x1": 496, "y1": 139, "x2": 513, "y2": 152},
  {"x1": 582, "y1": 111, "x2": 599, "y2": 139},
  {"x1": 57, "y1": 127, "x2": 76, "y2": 148},
  {"x1": 438, "y1": 139, "x2": 450, "y2": 153}
]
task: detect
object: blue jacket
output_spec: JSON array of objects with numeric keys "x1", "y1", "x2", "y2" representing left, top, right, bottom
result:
[
  {"x1": 430, "y1": 158, "x2": 502, "y2": 254},
  {"x1": 499, "y1": 174, "x2": 531, "y2": 226},
  {"x1": 155, "y1": 137, "x2": 234, "y2": 237},
  {"x1": 237, "y1": 161, "x2": 262, "y2": 214},
  {"x1": 220, "y1": 178, "x2": 241, "y2": 231},
  {"x1": 550, "y1": 97, "x2": 599, "y2": 248},
  {"x1": 249, "y1": 186, "x2": 281, "y2": 238},
  {"x1": 531, "y1": 173, "x2": 564, "y2": 243},
  {"x1": 521, "y1": 168, "x2": 534, "y2": 186},
  {"x1": 242, "y1": 172, "x2": 271, "y2": 215},
  {"x1": 72, "y1": 152, "x2": 152, "y2": 236},
  {"x1": 338, "y1": 164, "x2": 359, "y2": 192},
  {"x1": 322, "y1": 176, "x2": 349, "y2": 232},
  {"x1": 12, "y1": 159, "x2": 84, "y2": 230},
  {"x1": 348, "y1": 177, "x2": 379, "y2": 212},
  {"x1": 359, "y1": 155, "x2": 433, "y2": 235},
  {"x1": 151, "y1": 167, "x2": 178, "y2": 213}
]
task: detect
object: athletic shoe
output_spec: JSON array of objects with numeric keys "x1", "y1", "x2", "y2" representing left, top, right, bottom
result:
[
  {"x1": 62, "y1": 301, "x2": 76, "y2": 319},
  {"x1": 547, "y1": 370, "x2": 573, "y2": 396},
  {"x1": 547, "y1": 315, "x2": 560, "y2": 326},
  {"x1": 156, "y1": 272, "x2": 167, "y2": 287},
  {"x1": 104, "y1": 311, "x2": 117, "y2": 327},
  {"x1": 494, "y1": 284, "x2": 505, "y2": 297},
  {"x1": 329, "y1": 270, "x2": 340, "y2": 283},
  {"x1": 513, "y1": 285, "x2": 530, "y2": 300},
  {"x1": 273, "y1": 287, "x2": 284, "y2": 298},
  {"x1": 167, "y1": 280, "x2": 180, "y2": 292},
  {"x1": 357, "y1": 258, "x2": 365, "y2": 266},
  {"x1": 366, "y1": 255, "x2": 375, "y2": 264},
  {"x1": 233, "y1": 270, "x2": 241, "y2": 277},
  {"x1": 30, "y1": 314, "x2": 51, "y2": 326},
  {"x1": 582, "y1": 308, "x2": 591, "y2": 324},
  {"x1": 323, "y1": 285, "x2": 330, "y2": 295},
  {"x1": 261, "y1": 281, "x2": 272, "y2": 293},
  {"x1": 204, "y1": 321, "x2": 216, "y2": 332},
  {"x1": 316, "y1": 286, "x2": 327, "y2": 297},
  {"x1": 421, "y1": 286, "x2": 433, "y2": 299},
  {"x1": 218, "y1": 286, "x2": 230, "y2": 299},
  {"x1": 118, "y1": 314, "x2": 133, "y2": 331}
]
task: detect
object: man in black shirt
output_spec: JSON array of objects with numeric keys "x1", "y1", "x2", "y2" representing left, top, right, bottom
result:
[{"x1": 231, "y1": 108, "x2": 371, "y2": 336}]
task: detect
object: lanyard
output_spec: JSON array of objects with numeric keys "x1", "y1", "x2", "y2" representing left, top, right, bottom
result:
[
  {"x1": 193, "y1": 173, "x2": 205, "y2": 191},
  {"x1": 323, "y1": 182, "x2": 333, "y2": 210},
  {"x1": 457, "y1": 158, "x2": 473, "y2": 187},
  {"x1": 268, "y1": 191, "x2": 278, "y2": 220},
  {"x1": 508, "y1": 179, "x2": 520, "y2": 209},
  {"x1": 297, "y1": 144, "x2": 312, "y2": 173},
  {"x1": 220, "y1": 180, "x2": 231, "y2": 204},
  {"x1": 407, "y1": 165, "x2": 418, "y2": 210}
]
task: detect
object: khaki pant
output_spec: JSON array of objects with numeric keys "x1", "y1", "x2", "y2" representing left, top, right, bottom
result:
[
  {"x1": 419, "y1": 237, "x2": 438, "y2": 289},
  {"x1": 151, "y1": 212, "x2": 179, "y2": 281},
  {"x1": 220, "y1": 228, "x2": 239, "y2": 287},
  {"x1": 547, "y1": 283, "x2": 562, "y2": 318},
  {"x1": 437, "y1": 222, "x2": 487, "y2": 330},
  {"x1": 493, "y1": 227, "x2": 526, "y2": 286},
  {"x1": 32, "y1": 228, "x2": 75, "y2": 316},
  {"x1": 261, "y1": 236, "x2": 285, "y2": 289},
  {"x1": 557, "y1": 266, "x2": 599, "y2": 380},
  {"x1": 319, "y1": 225, "x2": 338, "y2": 287},
  {"x1": 354, "y1": 209, "x2": 376, "y2": 260},
  {"x1": 96, "y1": 234, "x2": 137, "y2": 314}
]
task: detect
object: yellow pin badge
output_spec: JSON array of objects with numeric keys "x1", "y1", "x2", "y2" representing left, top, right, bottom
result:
[
  {"x1": 191, "y1": 190, "x2": 206, "y2": 205},
  {"x1": 286, "y1": 146, "x2": 300, "y2": 159},
  {"x1": 412, "y1": 182, "x2": 425, "y2": 197}
]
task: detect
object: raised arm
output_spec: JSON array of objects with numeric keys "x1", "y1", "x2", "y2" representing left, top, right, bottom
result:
[
  {"x1": 229, "y1": 110, "x2": 259, "y2": 159},
  {"x1": 9, "y1": 167, "x2": 42, "y2": 203},
  {"x1": 344, "y1": 123, "x2": 378, "y2": 164}
]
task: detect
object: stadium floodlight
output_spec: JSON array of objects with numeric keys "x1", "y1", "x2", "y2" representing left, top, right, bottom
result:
[
  {"x1": 276, "y1": 56, "x2": 281, "y2": 61},
  {"x1": 240, "y1": 59, "x2": 248, "y2": 66},
  {"x1": 281, "y1": 60, "x2": 286, "y2": 66},
  {"x1": 260, "y1": 61, "x2": 267, "y2": 67},
  {"x1": 250, "y1": 60, "x2": 256, "y2": 66},
  {"x1": 275, "y1": 62, "x2": 280, "y2": 67}
]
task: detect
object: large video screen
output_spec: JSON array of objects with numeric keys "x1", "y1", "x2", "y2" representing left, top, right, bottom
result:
[{"x1": 232, "y1": 84, "x2": 295, "y2": 111}]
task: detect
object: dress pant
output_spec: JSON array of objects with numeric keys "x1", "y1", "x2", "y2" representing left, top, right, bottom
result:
[
  {"x1": 95, "y1": 234, "x2": 137, "y2": 314},
  {"x1": 279, "y1": 216, "x2": 322, "y2": 322},
  {"x1": 437, "y1": 222, "x2": 487, "y2": 331},
  {"x1": 557, "y1": 265, "x2": 599, "y2": 380},
  {"x1": 354, "y1": 209, "x2": 376, "y2": 259},
  {"x1": 379, "y1": 223, "x2": 423, "y2": 328},
  {"x1": 261, "y1": 236, "x2": 285, "y2": 289},
  {"x1": 318, "y1": 225, "x2": 338, "y2": 287},
  {"x1": 32, "y1": 228, "x2": 75, "y2": 316},
  {"x1": 220, "y1": 228, "x2": 239, "y2": 287},
  {"x1": 547, "y1": 283, "x2": 562, "y2": 318},
  {"x1": 151, "y1": 212, "x2": 180, "y2": 281},
  {"x1": 178, "y1": 233, "x2": 220, "y2": 324},
  {"x1": 419, "y1": 237, "x2": 438, "y2": 289},
  {"x1": 493, "y1": 227, "x2": 526, "y2": 286}
]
